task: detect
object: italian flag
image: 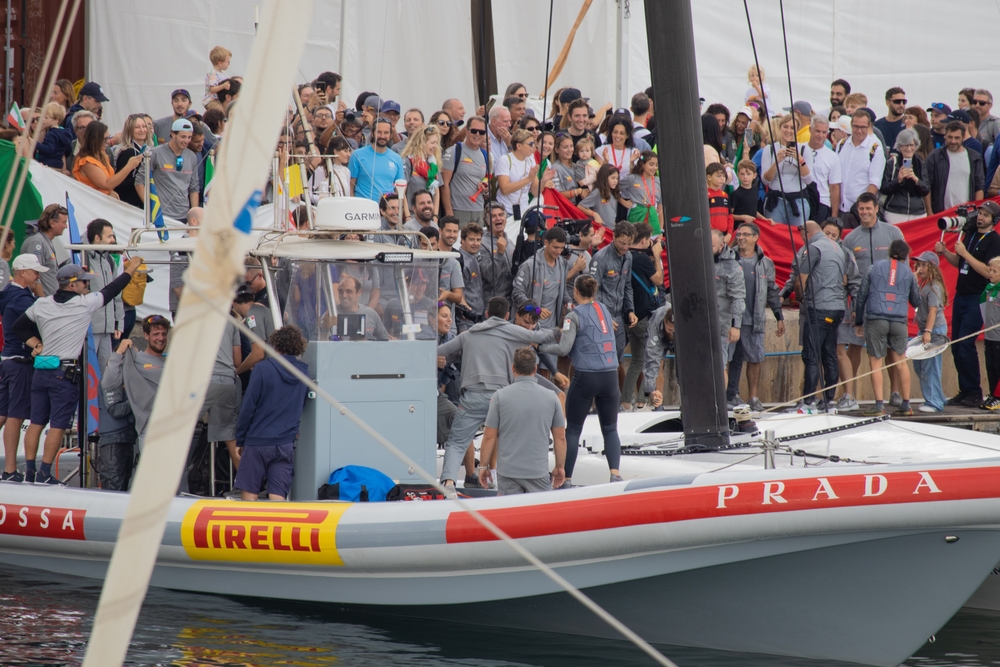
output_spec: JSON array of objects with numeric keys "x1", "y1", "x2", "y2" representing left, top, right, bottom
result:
[{"x1": 6, "y1": 102, "x2": 23, "y2": 130}]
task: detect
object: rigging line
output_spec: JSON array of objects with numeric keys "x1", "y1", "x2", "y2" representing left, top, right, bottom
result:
[
  {"x1": 183, "y1": 281, "x2": 679, "y2": 667},
  {"x1": 531, "y1": 0, "x2": 557, "y2": 319},
  {"x1": 358, "y1": 0, "x2": 392, "y2": 200},
  {"x1": 479, "y1": 0, "x2": 498, "y2": 301},
  {"x1": 760, "y1": 318, "x2": 1000, "y2": 415},
  {"x1": 741, "y1": 0, "x2": 822, "y2": 405},
  {"x1": 0, "y1": 0, "x2": 80, "y2": 255}
]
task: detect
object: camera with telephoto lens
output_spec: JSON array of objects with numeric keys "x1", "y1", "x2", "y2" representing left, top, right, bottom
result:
[
  {"x1": 454, "y1": 303, "x2": 484, "y2": 324},
  {"x1": 547, "y1": 218, "x2": 592, "y2": 257},
  {"x1": 343, "y1": 109, "x2": 357, "y2": 122},
  {"x1": 938, "y1": 204, "x2": 979, "y2": 234}
]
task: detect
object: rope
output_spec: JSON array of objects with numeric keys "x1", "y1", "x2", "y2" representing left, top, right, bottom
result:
[
  {"x1": 182, "y1": 281, "x2": 678, "y2": 667},
  {"x1": 761, "y1": 320, "x2": 1000, "y2": 414},
  {"x1": 0, "y1": 0, "x2": 82, "y2": 255}
]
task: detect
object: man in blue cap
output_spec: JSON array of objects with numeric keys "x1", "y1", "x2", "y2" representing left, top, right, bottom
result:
[{"x1": 154, "y1": 89, "x2": 194, "y2": 142}]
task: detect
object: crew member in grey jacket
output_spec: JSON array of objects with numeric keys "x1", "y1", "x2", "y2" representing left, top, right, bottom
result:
[
  {"x1": 727, "y1": 223, "x2": 784, "y2": 411},
  {"x1": 102, "y1": 314, "x2": 169, "y2": 450},
  {"x1": 854, "y1": 239, "x2": 921, "y2": 416},
  {"x1": 436, "y1": 296, "x2": 559, "y2": 492},
  {"x1": 588, "y1": 221, "x2": 637, "y2": 360},
  {"x1": 792, "y1": 221, "x2": 858, "y2": 410},
  {"x1": 643, "y1": 304, "x2": 675, "y2": 409},
  {"x1": 712, "y1": 229, "x2": 745, "y2": 388},
  {"x1": 85, "y1": 219, "x2": 125, "y2": 372},
  {"x1": 512, "y1": 226, "x2": 584, "y2": 328}
]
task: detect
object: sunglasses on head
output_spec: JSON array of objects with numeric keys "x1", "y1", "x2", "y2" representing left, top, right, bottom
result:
[
  {"x1": 468, "y1": 128, "x2": 486, "y2": 135},
  {"x1": 520, "y1": 304, "x2": 542, "y2": 315},
  {"x1": 144, "y1": 314, "x2": 169, "y2": 325}
]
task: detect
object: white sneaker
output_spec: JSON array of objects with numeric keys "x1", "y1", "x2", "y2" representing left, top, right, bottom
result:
[
  {"x1": 836, "y1": 395, "x2": 859, "y2": 411},
  {"x1": 918, "y1": 405, "x2": 941, "y2": 413}
]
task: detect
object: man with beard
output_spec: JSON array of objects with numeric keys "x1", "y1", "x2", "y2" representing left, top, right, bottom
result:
[
  {"x1": 478, "y1": 202, "x2": 515, "y2": 303},
  {"x1": 349, "y1": 117, "x2": 405, "y2": 202},
  {"x1": 404, "y1": 189, "x2": 436, "y2": 232}
]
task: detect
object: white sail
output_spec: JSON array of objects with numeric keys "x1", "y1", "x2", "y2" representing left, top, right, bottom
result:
[{"x1": 80, "y1": 2, "x2": 315, "y2": 666}]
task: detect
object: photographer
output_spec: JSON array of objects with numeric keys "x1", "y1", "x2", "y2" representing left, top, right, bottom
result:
[
  {"x1": 935, "y1": 200, "x2": 1000, "y2": 406},
  {"x1": 512, "y1": 226, "x2": 585, "y2": 330}
]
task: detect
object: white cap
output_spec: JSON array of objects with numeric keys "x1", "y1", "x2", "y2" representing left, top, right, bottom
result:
[
  {"x1": 171, "y1": 118, "x2": 194, "y2": 133},
  {"x1": 834, "y1": 115, "x2": 852, "y2": 134},
  {"x1": 12, "y1": 254, "x2": 49, "y2": 272},
  {"x1": 737, "y1": 105, "x2": 755, "y2": 119}
]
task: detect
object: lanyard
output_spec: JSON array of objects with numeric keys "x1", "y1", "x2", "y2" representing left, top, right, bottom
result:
[
  {"x1": 641, "y1": 175, "x2": 656, "y2": 207},
  {"x1": 608, "y1": 146, "x2": 624, "y2": 172}
]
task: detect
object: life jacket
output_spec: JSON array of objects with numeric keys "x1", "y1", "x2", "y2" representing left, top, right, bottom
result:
[
  {"x1": 868, "y1": 259, "x2": 910, "y2": 317},
  {"x1": 569, "y1": 302, "x2": 618, "y2": 372}
]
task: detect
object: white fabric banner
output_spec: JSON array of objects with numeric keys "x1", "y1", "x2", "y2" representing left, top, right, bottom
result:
[{"x1": 87, "y1": 0, "x2": 475, "y2": 134}]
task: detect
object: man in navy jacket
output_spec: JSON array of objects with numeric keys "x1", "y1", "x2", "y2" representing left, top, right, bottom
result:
[{"x1": 234, "y1": 325, "x2": 310, "y2": 500}]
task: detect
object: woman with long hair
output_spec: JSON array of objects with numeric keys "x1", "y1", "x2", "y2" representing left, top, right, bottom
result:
[
  {"x1": 400, "y1": 125, "x2": 443, "y2": 218},
  {"x1": 72, "y1": 121, "x2": 141, "y2": 198},
  {"x1": 760, "y1": 114, "x2": 812, "y2": 227},
  {"x1": 597, "y1": 114, "x2": 639, "y2": 173},
  {"x1": 49, "y1": 79, "x2": 76, "y2": 110},
  {"x1": 622, "y1": 151, "x2": 663, "y2": 234},
  {"x1": 728, "y1": 106, "x2": 758, "y2": 166},
  {"x1": 429, "y1": 110, "x2": 458, "y2": 150},
  {"x1": 112, "y1": 114, "x2": 154, "y2": 207},
  {"x1": 551, "y1": 133, "x2": 582, "y2": 202},
  {"x1": 578, "y1": 163, "x2": 624, "y2": 228},
  {"x1": 912, "y1": 253, "x2": 949, "y2": 412},
  {"x1": 547, "y1": 87, "x2": 567, "y2": 130},
  {"x1": 504, "y1": 82, "x2": 528, "y2": 101},
  {"x1": 959, "y1": 88, "x2": 977, "y2": 111},
  {"x1": 702, "y1": 113, "x2": 725, "y2": 165}
]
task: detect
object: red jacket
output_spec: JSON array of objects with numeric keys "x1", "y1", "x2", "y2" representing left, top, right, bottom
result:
[{"x1": 708, "y1": 188, "x2": 734, "y2": 236}]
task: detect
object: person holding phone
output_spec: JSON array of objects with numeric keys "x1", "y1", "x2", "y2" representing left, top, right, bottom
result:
[
  {"x1": 879, "y1": 128, "x2": 929, "y2": 223},
  {"x1": 760, "y1": 114, "x2": 813, "y2": 227}
]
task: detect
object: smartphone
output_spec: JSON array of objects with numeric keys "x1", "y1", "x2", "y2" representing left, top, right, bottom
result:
[
  {"x1": 484, "y1": 97, "x2": 497, "y2": 115},
  {"x1": 902, "y1": 157, "x2": 912, "y2": 169}
]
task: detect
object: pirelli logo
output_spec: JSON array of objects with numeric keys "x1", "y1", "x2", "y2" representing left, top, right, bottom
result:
[{"x1": 180, "y1": 501, "x2": 350, "y2": 566}]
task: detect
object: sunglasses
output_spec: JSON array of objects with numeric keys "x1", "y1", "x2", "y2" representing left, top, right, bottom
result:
[
  {"x1": 520, "y1": 304, "x2": 542, "y2": 315},
  {"x1": 890, "y1": 98, "x2": 907, "y2": 104},
  {"x1": 526, "y1": 141, "x2": 536, "y2": 147},
  {"x1": 436, "y1": 119, "x2": 453, "y2": 127},
  {"x1": 517, "y1": 93, "x2": 528, "y2": 99},
  {"x1": 467, "y1": 128, "x2": 486, "y2": 135},
  {"x1": 526, "y1": 126, "x2": 540, "y2": 132},
  {"x1": 974, "y1": 100, "x2": 991, "y2": 106}
]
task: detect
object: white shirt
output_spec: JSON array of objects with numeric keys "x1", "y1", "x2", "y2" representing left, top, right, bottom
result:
[
  {"x1": 808, "y1": 144, "x2": 843, "y2": 207},
  {"x1": 760, "y1": 142, "x2": 814, "y2": 192},
  {"x1": 495, "y1": 152, "x2": 536, "y2": 215},
  {"x1": 26, "y1": 292, "x2": 107, "y2": 360},
  {"x1": 838, "y1": 133, "x2": 886, "y2": 212},
  {"x1": 945, "y1": 148, "x2": 972, "y2": 210},
  {"x1": 597, "y1": 145, "x2": 638, "y2": 174}
]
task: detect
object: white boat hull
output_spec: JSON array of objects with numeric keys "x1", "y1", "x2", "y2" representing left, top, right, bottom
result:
[{"x1": 3, "y1": 458, "x2": 1000, "y2": 666}]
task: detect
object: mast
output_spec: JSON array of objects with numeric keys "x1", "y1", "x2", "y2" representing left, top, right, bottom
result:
[{"x1": 644, "y1": 0, "x2": 729, "y2": 447}]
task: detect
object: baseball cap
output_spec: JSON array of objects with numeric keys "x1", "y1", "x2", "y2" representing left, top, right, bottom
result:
[
  {"x1": 860, "y1": 107, "x2": 876, "y2": 124},
  {"x1": 613, "y1": 107, "x2": 631, "y2": 118},
  {"x1": 912, "y1": 250, "x2": 939, "y2": 267},
  {"x1": 736, "y1": 105, "x2": 755, "y2": 119},
  {"x1": 379, "y1": 100, "x2": 401, "y2": 114},
  {"x1": 559, "y1": 88, "x2": 583, "y2": 104},
  {"x1": 981, "y1": 201, "x2": 1000, "y2": 219},
  {"x1": 12, "y1": 254, "x2": 50, "y2": 272},
  {"x1": 171, "y1": 118, "x2": 194, "y2": 132},
  {"x1": 171, "y1": 88, "x2": 192, "y2": 101},
  {"x1": 927, "y1": 102, "x2": 952, "y2": 115},
  {"x1": 363, "y1": 94, "x2": 383, "y2": 110},
  {"x1": 947, "y1": 109, "x2": 972, "y2": 123},
  {"x1": 57, "y1": 264, "x2": 96, "y2": 285},
  {"x1": 79, "y1": 81, "x2": 109, "y2": 103},
  {"x1": 784, "y1": 101, "x2": 813, "y2": 116},
  {"x1": 834, "y1": 115, "x2": 852, "y2": 134}
]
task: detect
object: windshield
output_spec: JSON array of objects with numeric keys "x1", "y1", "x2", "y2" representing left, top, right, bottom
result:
[{"x1": 283, "y1": 259, "x2": 439, "y2": 342}]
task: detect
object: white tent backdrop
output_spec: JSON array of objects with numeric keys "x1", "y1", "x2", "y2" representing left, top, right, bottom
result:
[{"x1": 87, "y1": 0, "x2": 1000, "y2": 133}]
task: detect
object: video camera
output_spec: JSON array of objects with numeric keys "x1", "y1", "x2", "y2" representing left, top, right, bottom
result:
[
  {"x1": 454, "y1": 303, "x2": 484, "y2": 324},
  {"x1": 545, "y1": 218, "x2": 593, "y2": 257},
  {"x1": 938, "y1": 204, "x2": 979, "y2": 235}
]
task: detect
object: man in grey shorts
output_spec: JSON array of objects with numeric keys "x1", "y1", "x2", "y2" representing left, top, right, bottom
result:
[
  {"x1": 477, "y1": 347, "x2": 566, "y2": 495},
  {"x1": 854, "y1": 239, "x2": 920, "y2": 416}
]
